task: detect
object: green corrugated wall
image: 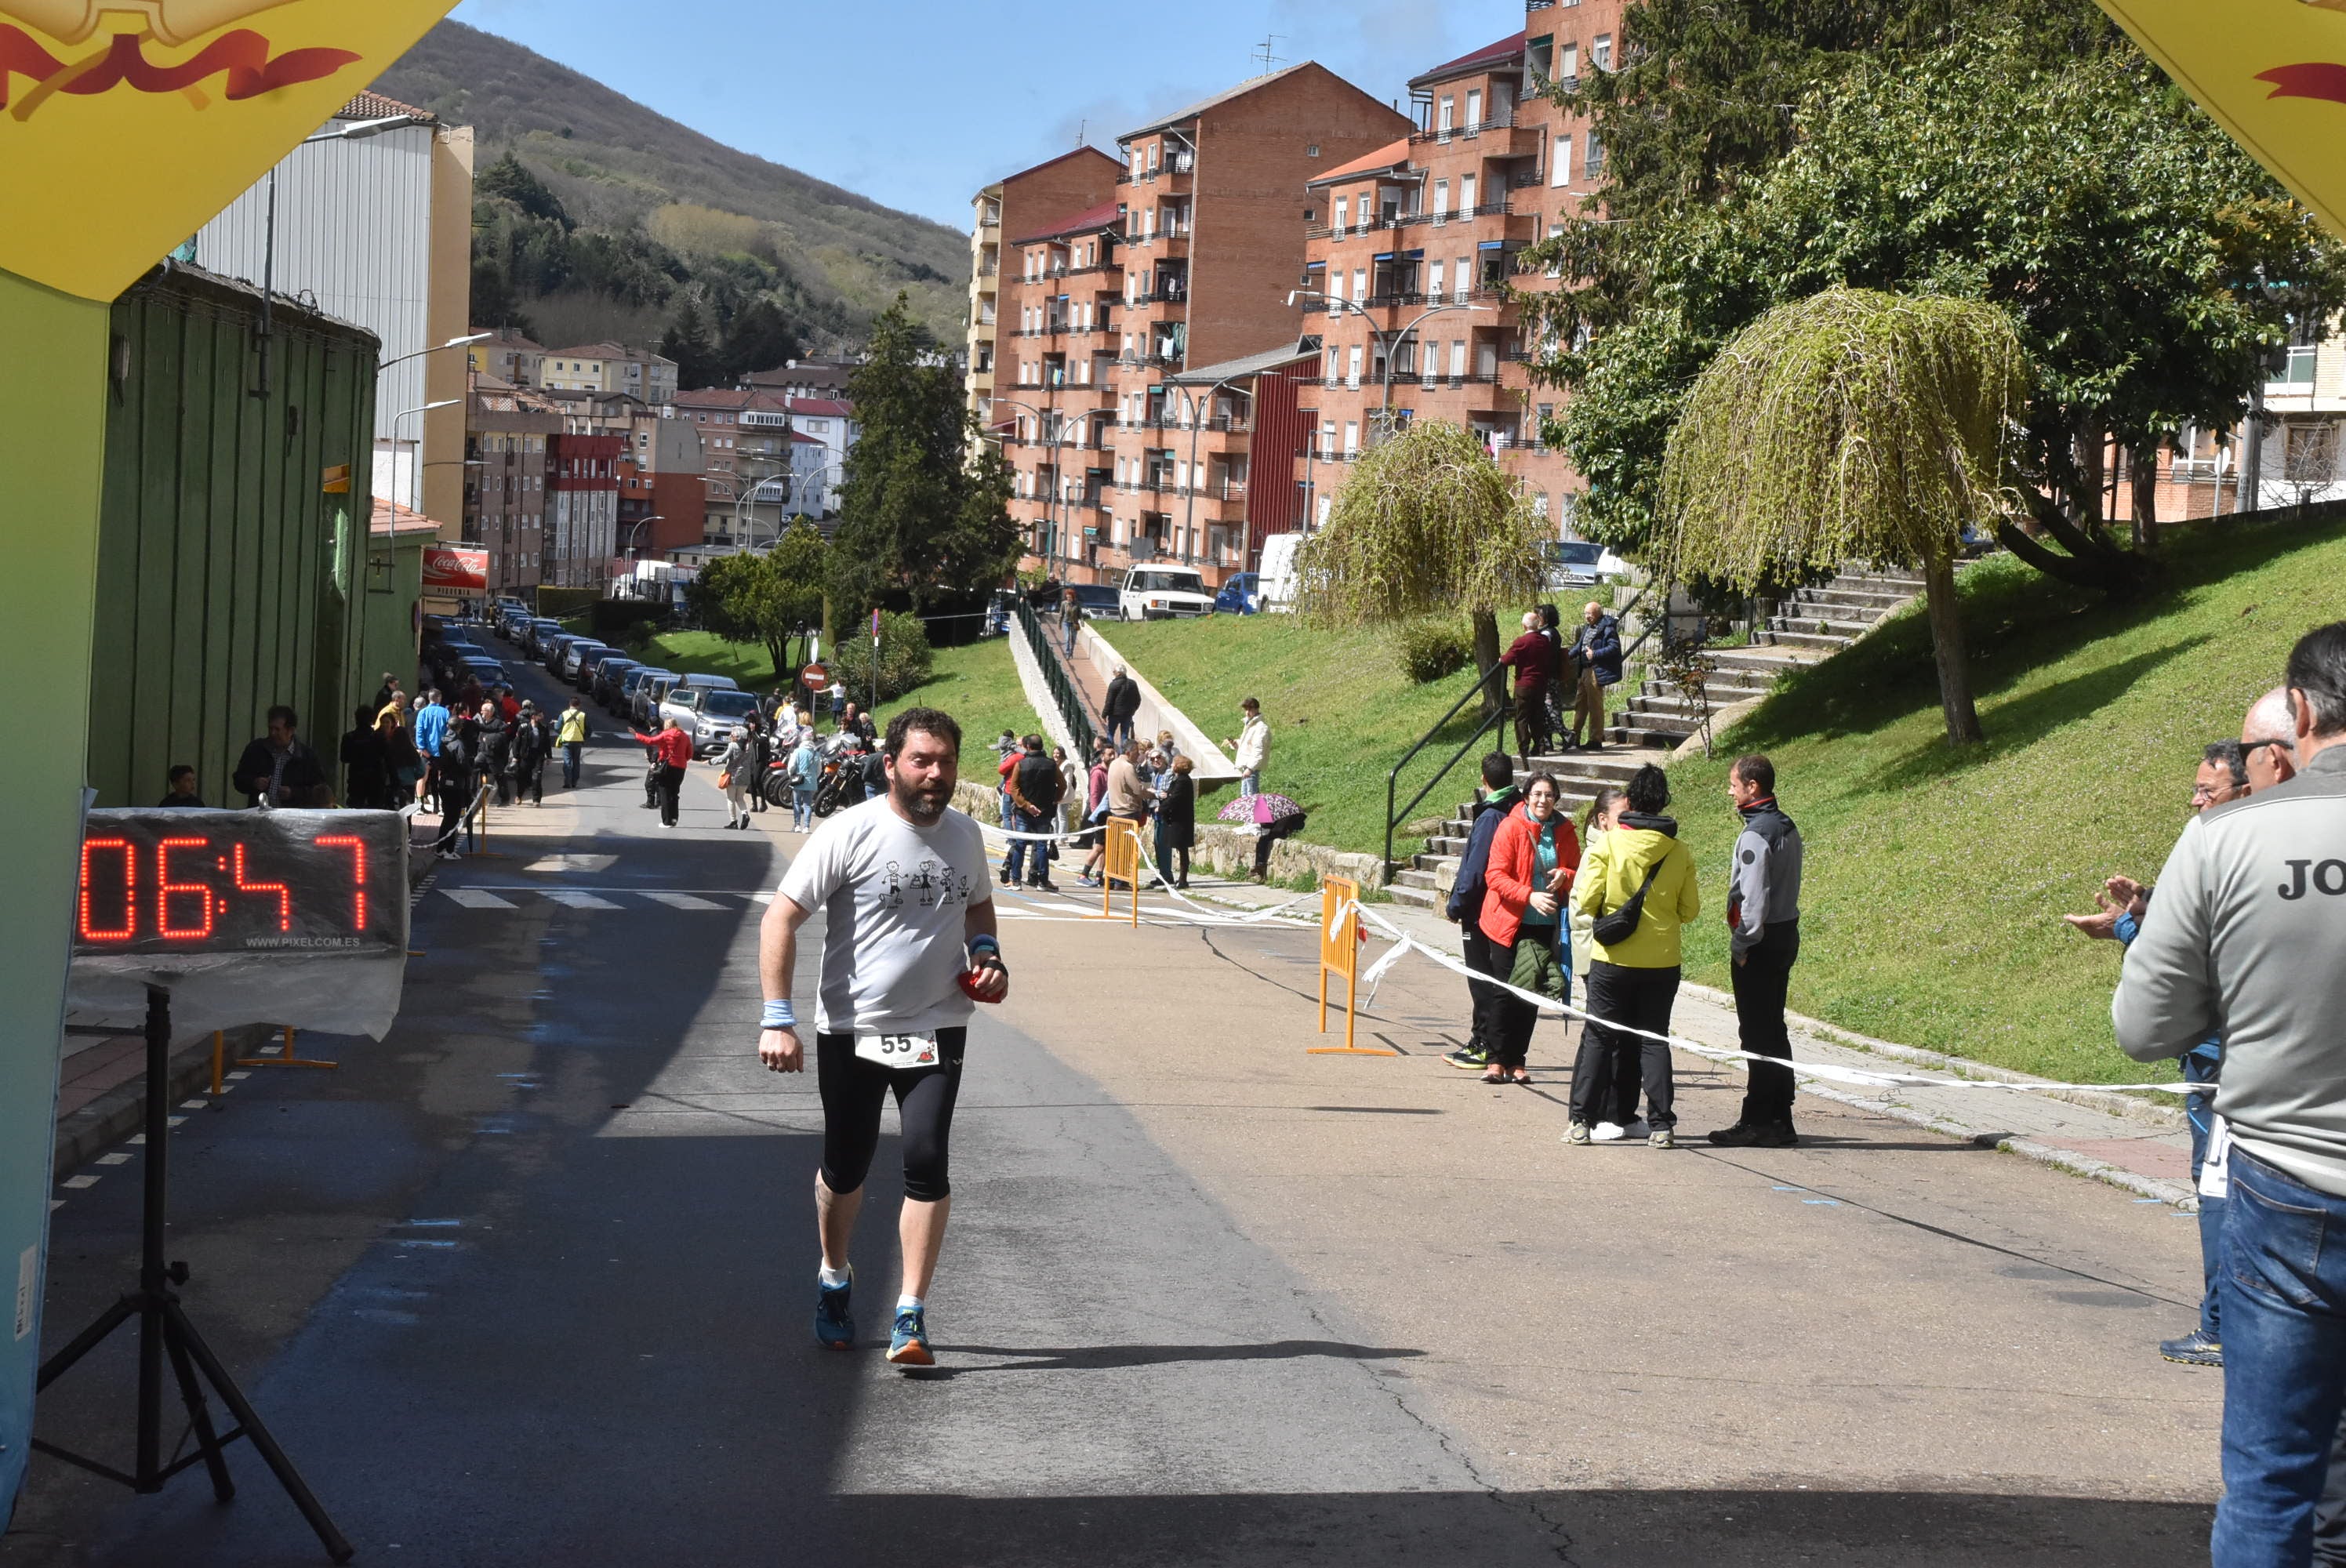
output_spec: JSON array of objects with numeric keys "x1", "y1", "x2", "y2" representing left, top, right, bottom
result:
[{"x1": 85, "y1": 264, "x2": 381, "y2": 808}]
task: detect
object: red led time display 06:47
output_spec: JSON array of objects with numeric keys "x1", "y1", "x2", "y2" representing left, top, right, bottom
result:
[{"x1": 71, "y1": 814, "x2": 405, "y2": 958}]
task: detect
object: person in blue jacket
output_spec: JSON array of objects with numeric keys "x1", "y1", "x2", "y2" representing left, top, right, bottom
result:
[{"x1": 1567, "y1": 602, "x2": 1623, "y2": 752}]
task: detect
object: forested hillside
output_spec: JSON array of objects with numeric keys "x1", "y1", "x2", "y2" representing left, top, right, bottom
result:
[{"x1": 372, "y1": 19, "x2": 967, "y2": 369}]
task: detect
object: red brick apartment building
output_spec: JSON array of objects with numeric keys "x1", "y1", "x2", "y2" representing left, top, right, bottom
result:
[
  {"x1": 464, "y1": 378, "x2": 560, "y2": 595},
  {"x1": 968, "y1": 148, "x2": 1125, "y2": 436},
  {"x1": 1301, "y1": 3, "x2": 1625, "y2": 534},
  {"x1": 990, "y1": 64, "x2": 1411, "y2": 587}
]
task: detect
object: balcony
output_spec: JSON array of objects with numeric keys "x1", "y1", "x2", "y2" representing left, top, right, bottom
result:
[{"x1": 1411, "y1": 106, "x2": 1523, "y2": 144}]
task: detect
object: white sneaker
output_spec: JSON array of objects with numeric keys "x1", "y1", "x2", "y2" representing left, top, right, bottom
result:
[
  {"x1": 1590, "y1": 1121, "x2": 1626, "y2": 1142},
  {"x1": 1621, "y1": 1118, "x2": 1651, "y2": 1141}
]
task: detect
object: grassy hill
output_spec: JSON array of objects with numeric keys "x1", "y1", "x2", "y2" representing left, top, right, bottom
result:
[
  {"x1": 372, "y1": 20, "x2": 967, "y2": 352},
  {"x1": 1105, "y1": 513, "x2": 2346, "y2": 1083}
]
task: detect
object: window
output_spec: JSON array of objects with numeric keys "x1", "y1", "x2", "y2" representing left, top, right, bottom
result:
[
  {"x1": 1592, "y1": 34, "x2": 1611, "y2": 70},
  {"x1": 1437, "y1": 95, "x2": 1454, "y2": 133},
  {"x1": 1462, "y1": 173, "x2": 1478, "y2": 213},
  {"x1": 1586, "y1": 132, "x2": 1606, "y2": 176},
  {"x1": 1333, "y1": 195, "x2": 1348, "y2": 230},
  {"x1": 1351, "y1": 267, "x2": 1367, "y2": 302},
  {"x1": 1450, "y1": 339, "x2": 1467, "y2": 378},
  {"x1": 1433, "y1": 178, "x2": 1450, "y2": 219},
  {"x1": 1465, "y1": 89, "x2": 1483, "y2": 130},
  {"x1": 1558, "y1": 42, "x2": 1578, "y2": 81},
  {"x1": 1324, "y1": 347, "x2": 1339, "y2": 383},
  {"x1": 1551, "y1": 136, "x2": 1572, "y2": 187},
  {"x1": 1306, "y1": 143, "x2": 1320, "y2": 157},
  {"x1": 1454, "y1": 257, "x2": 1473, "y2": 298},
  {"x1": 1528, "y1": 34, "x2": 1553, "y2": 81},
  {"x1": 1346, "y1": 345, "x2": 1363, "y2": 388},
  {"x1": 1343, "y1": 420, "x2": 1360, "y2": 456}
]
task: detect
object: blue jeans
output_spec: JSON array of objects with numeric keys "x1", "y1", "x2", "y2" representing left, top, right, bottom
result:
[
  {"x1": 2185, "y1": 1047, "x2": 2224, "y2": 1342},
  {"x1": 1106, "y1": 719, "x2": 1134, "y2": 750},
  {"x1": 792, "y1": 786, "x2": 815, "y2": 832},
  {"x1": 561, "y1": 741, "x2": 582, "y2": 789},
  {"x1": 1239, "y1": 770, "x2": 1258, "y2": 799},
  {"x1": 1004, "y1": 810, "x2": 1052, "y2": 884},
  {"x1": 1062, "y1": 619, "x2": 1077, "y2": 655},
  {"x1": 2214, "y1": 1148, "x2": 2346, "y2": 1566}
]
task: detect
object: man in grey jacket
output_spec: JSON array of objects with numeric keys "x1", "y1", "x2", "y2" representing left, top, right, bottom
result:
[
  {"x1": 1709, "y1": 754, "x2": 1805, "y2": 1149},
  {"x1": 2115, "y1": 622, "x2": 2346, "y2": 1567}
]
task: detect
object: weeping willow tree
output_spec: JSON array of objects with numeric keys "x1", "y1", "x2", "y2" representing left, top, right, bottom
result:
[
  {"x1": 1658, "y1": 288, "x2": 2028, "y2": 746},
  {"x1": 1297, "y1": 420, "x2": 1551, "y2": 710}
]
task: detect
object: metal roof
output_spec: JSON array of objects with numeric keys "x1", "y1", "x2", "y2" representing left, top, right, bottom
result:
[
  {"x1": 1407, "y1": 31, "x2": 1527, "y2": 92},
  {"x1": 1167, "y1": 337, "x2": 1322, "y2": 387},
  {"x1": 1010, "y1": 198, "x2": 1124, "y2": 246}
]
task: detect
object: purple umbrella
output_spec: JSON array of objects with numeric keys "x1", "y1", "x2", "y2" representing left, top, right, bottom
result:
[{"x1": 1218, "y1": 791, "x2": 1301, "y2": 826}]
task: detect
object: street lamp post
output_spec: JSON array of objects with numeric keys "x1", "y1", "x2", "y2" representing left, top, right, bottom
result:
[
  {"x1": 987, "y1": 395, "x2": 1067, "y2": 575},
  {"x1": 1287, "y1": 288, "x2": 1494, "y2": 421},
  {"x1": 389, "y1": 397, "x2": 461, "y2": 511},
  {"x1": 1171, "y1": 376, "x2": 1247, "y2": 570}
]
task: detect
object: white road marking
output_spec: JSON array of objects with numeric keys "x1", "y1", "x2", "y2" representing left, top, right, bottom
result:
[
  {"x1": 97, "y1": 1153, "x2": 130, "y2": 1167},
  {"x1": 543, "y1": 891, "x2": 621, "y2": 910},
  {"x1": 61, "y1": 1176, "x2": 99, "y2": 1190},
  {"x1": 644, "y1": 892, "x2": 724, "y2": 910},
  {"x1": 442, "y1": 888, "x2": 518, "y2": 910}
]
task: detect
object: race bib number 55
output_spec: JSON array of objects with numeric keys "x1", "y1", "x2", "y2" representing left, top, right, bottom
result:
[{"x1": 855, "y1": 1033, "x2": 942, "y2": 1069}]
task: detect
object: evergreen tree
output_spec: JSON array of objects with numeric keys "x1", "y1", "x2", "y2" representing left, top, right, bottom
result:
[
  {"x1": 659, "y1": 296, "x2": 721, "y2": 390},
  {"x1": 723, "y1": 298, "x2": 803, "y2": 382},
  {"x1": 830, "y1": 295, "x2": 1018, "y2": 613}
]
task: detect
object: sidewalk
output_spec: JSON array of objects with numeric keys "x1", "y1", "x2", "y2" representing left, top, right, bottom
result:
[{"x1": 1179, "y1": 872, "x2": 2199, "y2": 1207}]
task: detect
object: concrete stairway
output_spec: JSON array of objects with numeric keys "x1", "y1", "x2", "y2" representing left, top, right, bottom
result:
[{"x1": 1385, "y1": 564, "x2": 1924, "y2": 909}]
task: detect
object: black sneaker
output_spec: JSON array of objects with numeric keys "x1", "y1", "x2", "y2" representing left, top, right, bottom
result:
[
  {"x1": 2159, "y1": 1329, "x2": 2221, "y2": 1368},
  {"x1": 1707, "y1": 1122, "x2": 1799, "y2": 1148},
  {"x1": 999, "y1": 866, "x2": 1014, "y2": 885},
  {"x1": 1444, "y1": 1045, "x2": 1489, "y2": 1072}
]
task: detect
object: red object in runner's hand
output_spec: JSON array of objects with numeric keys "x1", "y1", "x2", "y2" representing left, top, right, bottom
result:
[{"x1": 958, "y1": 967, "x2": 1004, "y2": 1002}]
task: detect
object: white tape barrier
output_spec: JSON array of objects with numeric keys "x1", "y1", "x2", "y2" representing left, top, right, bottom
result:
[{"x1": 1345, "y1": 904, "x2": 2210, "y2": 1098}]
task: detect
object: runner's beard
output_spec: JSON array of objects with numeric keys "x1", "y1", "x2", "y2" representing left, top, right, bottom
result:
[{"x1": 893, "y1": 775, "x2": 950, "y2": 822}]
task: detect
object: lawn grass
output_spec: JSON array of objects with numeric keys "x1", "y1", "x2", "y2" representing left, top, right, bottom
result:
[
  {"x1": 1661, "y1": 513, "x2": 2346, "y2": 1084},
  {"x1": 636, "y1": 630, "x2": 783, "y2": 691},
  {"x1": 1097, "y1": 616, "x2": 1500, "y2": 855},
  {"x1": 1102, "y1": 513, "x2": 2346, "y2": 1083}
]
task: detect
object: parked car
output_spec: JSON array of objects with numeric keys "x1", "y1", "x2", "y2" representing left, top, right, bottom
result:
[
  {"x1": 590, "y1": 658, "x2": 643, "y2": 709},
  {"x1": 684, "y1": 687, "x2": 764, "y2": 754},
  {"x1": 673, "y1": 672, "x2": 739, "y2": 695},
  {"x1": 459, "y1": 655, "x2": 508, "y2": 688},
  {"x1": 635, "y1": 673, "x2": 683, "y2": 732},
  {"x1": 617, "y1": 666, "x2": 673, "y2": 718},
  {"x1": 525, "y1": 618, "x2": 563, "y2": 655},
  {"x1": 575, "y1": 644, "x2": 629, "y2": 689},
  {"x1": 1214, "y1": 572, "x2": 1264, "y2": 615},
  {"x1": 554, "y1": 638, "x2": 607, "y2": 681},
  {"x1": 1069, "y1": 583, "x2": 1121, "y2": 621},
  {"x1": 1117, "y1": 565, "x2": 1215, "y2": 621},
  {"x1": 1542, "y1": 539, "x2": 1629, "y2": 592}
]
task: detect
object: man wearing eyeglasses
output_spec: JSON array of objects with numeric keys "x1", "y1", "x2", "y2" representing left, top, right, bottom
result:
[
  {"x1": 2242, "y1": 685, "x2": 2301, "y2": 793},
  {"x1": 2116, "y1": 625, "x2": 2346, "y2": 1565}
]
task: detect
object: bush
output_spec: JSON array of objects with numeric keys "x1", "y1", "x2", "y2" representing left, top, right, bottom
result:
[
  {"x1": 588, "y1": 600, "x2": 666, "y2": 642},
  {"x1": 536, "y1": 586, "x2": 601, "y2": 619},
  {"x1": 829, "y1": 610, "x2": 935, "y2": 703},
  {"x1": 1394, "y1": 617, "x2": 1474, "y2": 684}
]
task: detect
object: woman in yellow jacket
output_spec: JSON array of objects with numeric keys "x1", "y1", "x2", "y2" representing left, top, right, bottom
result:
[{"x1": 1567, "y1": 764, "x2": 1701, "y2": 1149}]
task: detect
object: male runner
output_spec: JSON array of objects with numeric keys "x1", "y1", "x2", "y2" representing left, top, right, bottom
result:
[{"x1": 757, "y1": 707, "x2": 1009, "y2": 1367}]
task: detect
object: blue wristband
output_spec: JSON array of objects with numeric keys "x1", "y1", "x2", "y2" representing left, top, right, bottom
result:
[
  {"x1": 761, "y1": 998, "x2": 796, "y2": 1030},
  {"x1": 967, "y1": 935, "x2": 1001, "y2": 960}
]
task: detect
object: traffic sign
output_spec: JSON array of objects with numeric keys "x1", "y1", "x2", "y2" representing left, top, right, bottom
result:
[{"x1": 801, "y1": 662, "x2": 829, "y2": 688}]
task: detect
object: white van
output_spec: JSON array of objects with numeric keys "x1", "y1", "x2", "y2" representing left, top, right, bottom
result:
[
  {"x1": 1256, "y1": 532, "x2": 1305, "y2": 613},
  {"x1": 1117, "y1": 564, "x2": 1215, "y2": 621}
]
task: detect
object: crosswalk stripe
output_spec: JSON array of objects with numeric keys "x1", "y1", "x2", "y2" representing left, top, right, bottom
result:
[
  {"x1": 542, "y1": 891, "x2": 622, "y2": 909},
  {"x1": 442, "y1": 889, "x2": 518, "y2": 909},
  {"x1": 644, "y1": 892, "x2": 724, "y2": 910}
]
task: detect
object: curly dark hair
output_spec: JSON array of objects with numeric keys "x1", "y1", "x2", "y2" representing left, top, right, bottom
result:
[
  {"x1": 884, "y1": 706, "x2": 963, "y2": 761},
  {"x1": 1625, "y1": 764, "x2": 1671, "y2": 815}
]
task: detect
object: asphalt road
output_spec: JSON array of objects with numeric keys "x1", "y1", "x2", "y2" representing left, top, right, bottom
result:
[{"x1": 2, "y1": 652, "x2": 2220, "y2": 1566}]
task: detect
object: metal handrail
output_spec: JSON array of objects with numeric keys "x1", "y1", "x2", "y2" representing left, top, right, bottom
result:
[
  {"x1": 1382, "y1": 583, "x2": 1663, "y2": 873},
  {"x1": 1383, "y1": 662, "x2": 1509, "y2": 876},
  {"x1": 1013, "y1": 595, "x2": 1099, "y2": 756}
]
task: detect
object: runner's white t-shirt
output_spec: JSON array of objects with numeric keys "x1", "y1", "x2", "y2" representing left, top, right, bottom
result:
[{"x1": 776, "y1": 796, "x2": 991, "y2": 1036}]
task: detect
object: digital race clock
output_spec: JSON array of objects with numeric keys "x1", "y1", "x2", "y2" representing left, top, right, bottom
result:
[{"x1": 71, "y1": 810, "x2": 409, "y2": 960}]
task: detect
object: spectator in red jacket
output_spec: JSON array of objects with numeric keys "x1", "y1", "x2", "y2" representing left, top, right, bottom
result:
[
  {"x1": 1499, "y1": 612, "x2": 1557, "y2": 762},
  {"x1": 644, "y1": 717, "x2": 694, "y2": 828},
  {"x1": 1477, "y1": 773, "x2": 1580, "y2": 1086}
]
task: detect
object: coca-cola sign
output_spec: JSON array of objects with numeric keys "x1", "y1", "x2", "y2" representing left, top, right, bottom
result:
[{"x1": 420, "y1": 546, "x2": 487, "y2": 591}]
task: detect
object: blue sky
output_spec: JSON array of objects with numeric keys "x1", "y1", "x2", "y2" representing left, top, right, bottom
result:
[{"x1": 449, "y1": 0, "x2": 1528, "y2": 229}]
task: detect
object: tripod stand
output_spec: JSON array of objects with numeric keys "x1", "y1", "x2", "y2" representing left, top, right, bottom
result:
[{"x1": 35, "y1": 985, "x2": 352, "y2": 1563}]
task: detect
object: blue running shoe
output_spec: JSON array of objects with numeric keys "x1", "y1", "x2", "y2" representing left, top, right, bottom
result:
[
  {"x1": 815, "y1": 1269, "x2": 854, "y2": 1351},
  {"x1": 886, "y1": 1306, "x2": 933, "y2": 1367}
]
